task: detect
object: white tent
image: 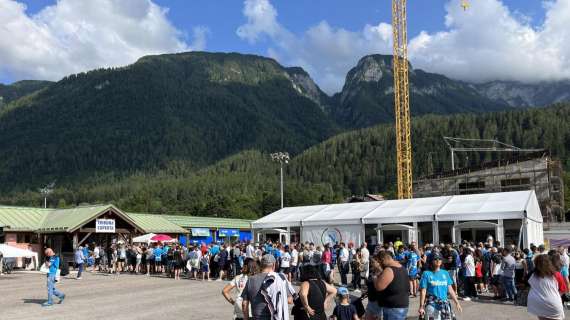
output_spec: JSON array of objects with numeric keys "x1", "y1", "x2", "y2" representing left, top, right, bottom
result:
[
  {"x1": 252, "y1": 190, "x2": 543, "y2": 247},
  {"x1": 252, "y1": 205, "x2": 329, "y2": 229},
  {"x1": 301, "y1": 202, "x2": 382, "y2": 245},
  {"x1": 363, "y1": 196, "x2": 452, "y2": 224},
  {"x1": 132, "y1": 233, "x2": 156, "y2": 244},
  {"x1": 0, "y1": 244, "x2": 39, "y2": 270}
]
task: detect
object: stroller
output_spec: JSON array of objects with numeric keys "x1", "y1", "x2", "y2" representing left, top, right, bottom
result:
[{"x1": 2, "y1": 257, "x2": 16, "y2": 274}]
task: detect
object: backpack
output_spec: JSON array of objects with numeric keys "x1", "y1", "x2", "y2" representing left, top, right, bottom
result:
[{"x1": 59, "y1": 255, "x2": 70, "y2": 277}]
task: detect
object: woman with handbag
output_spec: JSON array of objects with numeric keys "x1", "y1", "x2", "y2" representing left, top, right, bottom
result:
[{"x1": 296, "y1": 264, "x2": 337, "y2": 320}]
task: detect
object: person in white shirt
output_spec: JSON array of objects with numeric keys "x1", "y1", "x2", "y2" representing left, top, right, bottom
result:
[
  {"x1": 338, "y1": 242, "x2": 350, "y2": 286},
  {"x1": 291, "y1": 244, "x2": 299, "y2": 282},
  {"x1": 463, "y1": 248, "x2": 477, "y2": 301},
  {"x1": 222, "y1": 259, "x2": 256, "y2": 320},
  {"x1": 246, "y1": 241, "x2": 255, "y2": 260},
  {"x1": 280, "y1": 246, "x2": 292, "y2": 281},
  {"x1": 93, "y1": 244, "x2": 100, "y2": 272}
]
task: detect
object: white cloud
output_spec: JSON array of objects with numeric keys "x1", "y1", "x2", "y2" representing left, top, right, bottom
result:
[
  {"x1": 0, "y1": 0, "x2": 207, "y2": 81},
  {"x1": 409, "y1": 0, "x2": 570, "y2": 83},
  {"x1": 237, "y1": 0, "x2": 570, "y2": 94}
]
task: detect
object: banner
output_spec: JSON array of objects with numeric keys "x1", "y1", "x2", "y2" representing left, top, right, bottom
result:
[
  {"x1": 219, "y1": 229, "x2": 239, "y2": 237},
  {"x1": 96, "y1": 219, "x2": 115, "y2": 233},
  {"x1": 301, "y1": 225, "x2": 364, "y2": 246},
  {"x1": 191, "y1": 228, "x2": 211, "y2": 237}
]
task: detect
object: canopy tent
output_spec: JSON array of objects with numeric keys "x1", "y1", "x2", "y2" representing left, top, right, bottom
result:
[
  {"x1": 252, "y1": 204, "x2": 329, "y2": 229},
  {"x1": 253, "y1": 190, "x2": 543, "y2": 247},
  {"x1": 132, "y1": 233, "x2": 156, "y2": 244},
  {"x1": 0, "y1": 244, "x2": 39, "y2": 270},
  {"x1": 362, "y1": 196, "x2": 452, "y2": 224},
  {"x1": 435, "y1": 191, "x2": 542, "y2": 222}
]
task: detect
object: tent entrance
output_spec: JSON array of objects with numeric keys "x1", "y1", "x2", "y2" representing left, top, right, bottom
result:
[
  {"x1": 377, "y1": 224, "x2": 414, "y2": 245},
  {"x1": 453, "y1": 221, "x2": 497, "y2": 244}
]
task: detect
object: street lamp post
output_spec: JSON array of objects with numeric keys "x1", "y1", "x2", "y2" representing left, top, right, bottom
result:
[
  {"x1": 39, "y1": 182, "x2": 55, "y2": 209},
  {"x1": 271, "y1": 152, "x2": 290, "y2": 209}
]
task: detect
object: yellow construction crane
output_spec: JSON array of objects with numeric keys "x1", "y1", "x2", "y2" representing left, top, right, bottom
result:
[{"x1": 392, "y1": 0, "x2": 413, "y2": 199}]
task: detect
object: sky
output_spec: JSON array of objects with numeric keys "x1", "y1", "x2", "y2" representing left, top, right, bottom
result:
[{"x1": 1, "y1": 0, "x2": 568, "y2": 94}]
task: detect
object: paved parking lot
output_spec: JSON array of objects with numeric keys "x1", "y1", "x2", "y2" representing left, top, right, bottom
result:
[{"x1": 0, "y1": 271, "x2": 567, "y2": 319}]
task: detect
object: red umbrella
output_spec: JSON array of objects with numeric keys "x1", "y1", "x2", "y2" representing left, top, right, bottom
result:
[{"x1": 150, "y1": 234, "x2": 174, "y2": 242}]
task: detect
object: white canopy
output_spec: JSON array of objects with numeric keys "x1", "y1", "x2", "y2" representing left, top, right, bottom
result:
[
  {"x1": 252, "y1": 205, "x2": 329, "y2": 228},
  {"x1": 363, "y1": 196, "x2": 452, "y2": 224},
  {"x1": 0, "y1": 244, "x2": 39, "y2": 270},
  {"x1": 436, "y1": 190, "x2": 542, "y2": 222},
  {"x1": 253, "y1": 190, "x2": 542, "y2": 228},
  {"x1": 0, "y1": 244, "x2": 37, "y2": 258},
  {"x1": 132, "y1": 233, "x2": 156, "y2": 244},
  {"x1": 303, "y1": 201, "x2": 382, "y2": 226}
]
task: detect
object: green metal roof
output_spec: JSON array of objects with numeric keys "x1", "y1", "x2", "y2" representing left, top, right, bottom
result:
[
  {"x1": 163, "y1": 215, "x2": 252, "y2": 229},
  {"x1": 0, "y1": 206, "x2": 51, "y2": 232},
  {"x1": 38, "y1": 204, "x2": 116, "y2": 233},
  {"x1": 126, "y1": 213, "x2": 188, "y2": 234}
]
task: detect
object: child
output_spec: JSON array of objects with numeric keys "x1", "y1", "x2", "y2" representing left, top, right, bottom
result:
[
  {"x1": 201, "y1": 251, "x2": 210, "y2": 281},
  {"x1": 330, "y1": 287, "x2": 359, "y2": 320}
]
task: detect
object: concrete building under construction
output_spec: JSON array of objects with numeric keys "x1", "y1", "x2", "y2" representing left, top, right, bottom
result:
[{"x1": 414, "y1": 153, "x2": 565, "y2": 223}]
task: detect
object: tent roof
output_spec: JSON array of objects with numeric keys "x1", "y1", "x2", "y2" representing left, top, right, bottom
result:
[
  {"x1": 253, "y1": 190, "x2": 541, "y2": 228},
  {"x1": 363, "y1": 196, "x2": 452, "y2": 224},
  {"x1": 0, "y1": 244, "x2": 38, "y2": 259},
  {"x1": 162, "y1": 215, "x2": 252, "y2": 230},
  {"x1": 303, "y1": 202, "x2": 383, "y2": 226},
  {"x1": 127, "y1": 214, "x2": 187, "y2": 234},
  {"x1": 252, "y1": 205, "x2": 329, "y2": 228},
  {"x1": 436, "y1": 190, "x2": 542, "y2": 222}
]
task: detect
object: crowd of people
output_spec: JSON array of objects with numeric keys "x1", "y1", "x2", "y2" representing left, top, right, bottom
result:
[{"x1": 44, "y1": 237, "x2": 569, "y2": 319}]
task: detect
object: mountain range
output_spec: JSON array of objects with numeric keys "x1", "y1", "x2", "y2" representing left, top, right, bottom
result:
[{"x1": 1, "y1": 51, "x2": 570, "y2": 216}]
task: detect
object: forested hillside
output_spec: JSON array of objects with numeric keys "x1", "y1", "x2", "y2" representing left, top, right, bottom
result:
[
  {"x1": 2, "y1": 103, "x2": 569, "y2": 218},
  {"x1": 0, "y1": 80, "x2": 52, "y2": 110},
  {"x1": 0, "y1": 52, "x2": 338, "y2": 191}
]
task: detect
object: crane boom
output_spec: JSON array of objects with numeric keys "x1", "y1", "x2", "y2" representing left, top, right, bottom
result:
[{"x1": 392, "y1": 0, "x2": 413, "y2": 199}]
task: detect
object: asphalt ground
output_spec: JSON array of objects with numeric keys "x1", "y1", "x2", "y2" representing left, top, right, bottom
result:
[{"x1": 0, "y1": 271, "x2": 568, "y2": 320}]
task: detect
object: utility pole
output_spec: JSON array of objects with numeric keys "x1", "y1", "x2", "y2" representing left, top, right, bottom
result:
[
  {"x1": 39, "y1": 181, "x2": 55, "y2": 209},
  {"x1": 271, "y1": 152, "x2": 290, "y2": 208}
]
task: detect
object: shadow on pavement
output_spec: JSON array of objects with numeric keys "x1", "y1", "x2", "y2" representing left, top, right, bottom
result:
[{"x1": 22, "y1": 299, "x2": 45, "y2": 305}]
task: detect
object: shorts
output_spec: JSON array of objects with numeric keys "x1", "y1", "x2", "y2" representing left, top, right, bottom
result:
[
  {"x1": 366, "y1": 300, "x2": 383, "y2": 316},
  {"x1": 279, "y1": 267, "x2": 290, "y2": 274},
  {"x1": 202, "y1": 265, "x2": 209, "y2": 273},
  {"x1": 408, "y1": 268, "x2": 418, "y2": 280},
  {"x1": 382, "y1": 307, "x2": 408, "y2": 320},
  {"x1": 491, "y1": 275, "x2": 501, "y2": 286},
  {"x1": 447, "y1": 269, "x2": 458, "y2": 285},
  {"x1": 95, "y1": 258, "x2": 100, "y2": 265},
  {"x1": 476, "y1": 276, "x2": 483, "y2": 284},
  {"x1": 118, "y1": 258, "x2": 125, "y2": 262}
]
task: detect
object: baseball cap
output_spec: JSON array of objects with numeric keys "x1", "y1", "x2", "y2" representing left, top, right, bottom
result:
[
  {"x1": 432, "y1": 252, "x2": 443, "y2": 260},
  {"x1": 261, "y1": 254, "x2": 276, "y2": 266},
  {"x1": 337, "y1": 287, "x2": 349, "y2": 296}
]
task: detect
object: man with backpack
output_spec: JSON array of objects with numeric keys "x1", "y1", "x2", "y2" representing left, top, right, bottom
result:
[
  {"x1": 43, "y1": 248, "x2": 65, "y2": 307},
  {"x1": 241, "y1": 254, "x2": 295, "y2": 320}
]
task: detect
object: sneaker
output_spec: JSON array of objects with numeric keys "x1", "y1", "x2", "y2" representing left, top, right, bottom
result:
[
  {"x1": 353, "y1": 289, "x2": 361, "y2": 294},
  {"x1": 59, "y1": 294, "x2": 66, "y2": 304},
  {"x1": 462, "y1": 297, "x2": 471, "y2": 301},
  {"x1": 42, "y1": 302, "x2": 54, "y2": 307},
  {"x1": 76, "y1": 277, "x2": 82, "y2": 280}
]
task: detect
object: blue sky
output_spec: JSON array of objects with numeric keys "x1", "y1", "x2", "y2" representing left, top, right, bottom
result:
[{"x1": 1, "y1": 0, "x2": 567, "y2": 94}]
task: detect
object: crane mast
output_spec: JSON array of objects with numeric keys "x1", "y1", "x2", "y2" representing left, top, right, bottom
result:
[{"x1": 392, "y1": 0, "x2": 413, "y2": 199}]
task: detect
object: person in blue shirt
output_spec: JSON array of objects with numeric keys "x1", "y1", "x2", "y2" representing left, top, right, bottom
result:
[
  {"x1": 406, "y1": 243, "x2": 420, "y2": 297},
  {"x1": 419, "y1": 252, "x2": 461, "y2": 319},
  {"x1": 43, "y1": 248, "x2": 65, "y2": 307},
  {"x1": 395, "y1": 245, "x2": 407, "y2": 265}
]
